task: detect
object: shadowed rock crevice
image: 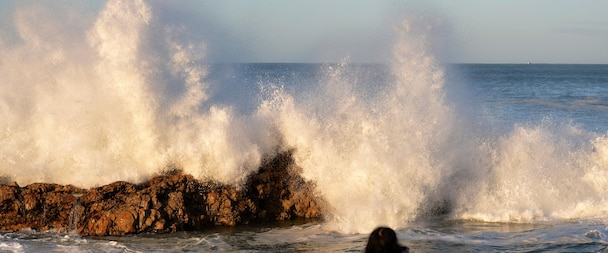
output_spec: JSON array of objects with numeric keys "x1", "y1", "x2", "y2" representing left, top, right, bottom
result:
[{"x1": 0, "y1": 151, "x2": 322, "y2": 236}]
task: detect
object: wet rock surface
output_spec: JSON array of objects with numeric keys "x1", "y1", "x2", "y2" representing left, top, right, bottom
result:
[{"x1": 0, "y1": 152, "x2": 322, "y2": 236}]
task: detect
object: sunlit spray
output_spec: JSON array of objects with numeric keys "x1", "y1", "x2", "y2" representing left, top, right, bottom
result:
[
  {"x1": 258, "y1": 17, "x2": 459, "y2": 233},
  {"x1": 0, "y1": 0, "x2": 273, "y2": 187},
  {"x1": 2, "y1": 1, "x2": 608, "y2": 236}
]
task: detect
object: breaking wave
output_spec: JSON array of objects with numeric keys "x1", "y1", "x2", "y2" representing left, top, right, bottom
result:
[{"x1": 1, "y1": 0, "x2": 607, "y2": 234}]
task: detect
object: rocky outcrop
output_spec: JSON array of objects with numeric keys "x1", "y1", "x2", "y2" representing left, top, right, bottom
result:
[
  {"x1": 0, "y1": 151, "x2": 322, "y2": 236},
  {"x1": 0, "y1": 183, "x2": 85, "y2": 232}
]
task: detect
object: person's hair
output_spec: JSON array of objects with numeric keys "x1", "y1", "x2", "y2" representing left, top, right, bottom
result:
[{"x1": 364, "y1": 227, "x2": 406, "y2": 253}]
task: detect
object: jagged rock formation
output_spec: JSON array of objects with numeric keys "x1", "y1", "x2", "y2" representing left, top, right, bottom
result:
[{"x1": 0, "y1": 152, "x2": 322, "y2": 236}]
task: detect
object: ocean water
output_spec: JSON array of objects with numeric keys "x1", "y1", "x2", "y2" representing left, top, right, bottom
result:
[{"x1": 2, "y1": 1, "x2": 608, "y2": 252}]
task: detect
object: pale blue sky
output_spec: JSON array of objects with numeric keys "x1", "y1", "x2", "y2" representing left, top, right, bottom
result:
[
  {"x1": 2, "y1": 1, "x2": 607, "y2": 63},
  {"x1": 438, "y1": 1, "x2": 608, "y2": 64},
  {"x1": 176, "y1": 0, "x2": 608, "y2": 63},
  {"x1": 179, "y1": 0, "x2": 608, "y2": 63}
]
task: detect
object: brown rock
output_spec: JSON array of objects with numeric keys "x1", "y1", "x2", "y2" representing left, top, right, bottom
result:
[
  {"x1": 0, "y1": 185, "x2": 21, "y2": 230},
  {"x1": 115, "y1": 210, "x2": 136, "y2": 234},
  {"x1": 0, "y1": 183, "x2": 83, "y2": 232},
  {"x1": 0, "y1": 151, "x2": 322, "y2": 235}
]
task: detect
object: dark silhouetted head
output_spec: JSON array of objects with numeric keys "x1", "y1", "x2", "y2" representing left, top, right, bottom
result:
[{"x1": 365, "y1": 227, "x2": 409, "y2": 253}]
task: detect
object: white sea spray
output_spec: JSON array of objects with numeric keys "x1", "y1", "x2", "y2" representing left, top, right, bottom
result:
[{"x1": 1, "y1": 1, "x2": 607, "y2": 235}]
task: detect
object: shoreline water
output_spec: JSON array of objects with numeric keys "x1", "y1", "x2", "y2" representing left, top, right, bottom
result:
[{"x1": 2, "y1": 217, "x2": 607, "y2": 252}]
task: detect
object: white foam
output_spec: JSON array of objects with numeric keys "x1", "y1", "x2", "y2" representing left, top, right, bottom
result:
[
  {"x1": 456, "y1": 124, "x2": 608, "y2": 223},
  {"x1": 0, "y1": 242, "x2": 25, "y2": 253},
  {"x1": 0, "y1": 0, "x2": 271, "y2": 187},
  {"x1": 258, "y1": 17, "x2": 459, "y2": 233},
  {"x1": 259, "y1": 17, "x2": 608, "y2": 232}
]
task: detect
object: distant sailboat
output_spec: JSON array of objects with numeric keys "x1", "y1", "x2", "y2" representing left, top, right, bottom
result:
[{"x1": 527, "y1": 61, "x2": 531, "y2": 64}]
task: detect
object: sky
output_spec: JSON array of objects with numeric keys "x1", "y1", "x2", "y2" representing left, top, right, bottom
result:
[
  {"x1": 186, "y1": 0, "x2": 608, "y2": 63},
  {"x1": 438, "y1": 1, "x2": 608, "y2": 64},
  {"x1": 1, "y1": 0, "x2": 607, "y2": 63}
]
